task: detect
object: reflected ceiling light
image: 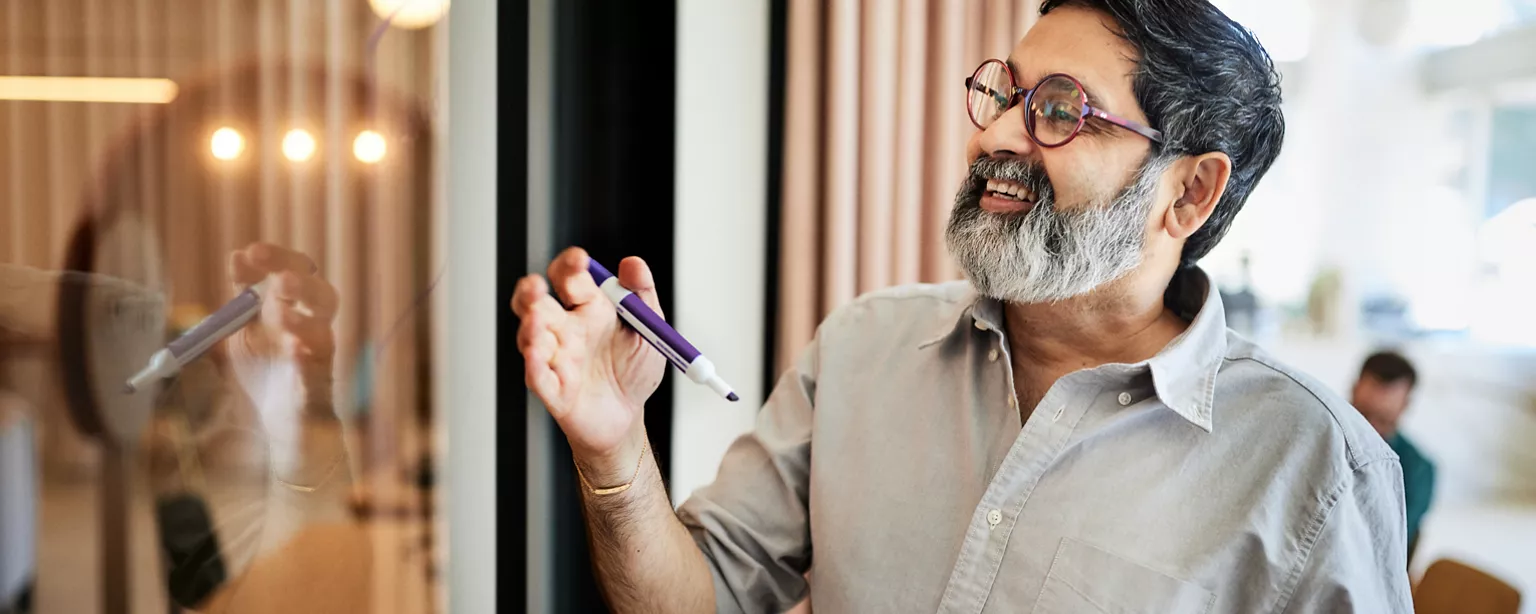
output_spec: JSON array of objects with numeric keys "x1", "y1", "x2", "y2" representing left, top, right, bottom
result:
[
  {"x1": 0, "y1": 76, "x2": 178, "y2": 104},
  {"x1": 353, "y1": 130, "x2": 387, "y2": 164},
  {"x1": 210, "y1": 127, "x2": 245, "y2": 161},
  {"x1": 282, "y1": 129, "x2": 317, "y2": 162},
  {"x1": 368, "y1": 0, "x2": 450, "y2": 30}
]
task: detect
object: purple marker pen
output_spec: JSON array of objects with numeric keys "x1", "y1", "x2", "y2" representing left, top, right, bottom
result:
[
  {"x1": 588, "y1": 259, "x2": 739, "y2": 402},
  {"x1": 122, "y1": 278, "x2": 272, "y2": 394}
]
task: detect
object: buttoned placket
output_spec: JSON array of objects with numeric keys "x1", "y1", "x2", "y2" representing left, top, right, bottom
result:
[{"x1": 936, "y1": 319, "x2": 1102, "y2": 614}]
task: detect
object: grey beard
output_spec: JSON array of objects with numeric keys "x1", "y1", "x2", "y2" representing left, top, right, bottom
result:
[{"x1": 944, "y1": 154, "x2": 1172, "y2": 304}]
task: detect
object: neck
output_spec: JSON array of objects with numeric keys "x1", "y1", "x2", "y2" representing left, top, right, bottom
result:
[{"x1": 1003, "y1": 269, "x2": 1190, "y2": 373}]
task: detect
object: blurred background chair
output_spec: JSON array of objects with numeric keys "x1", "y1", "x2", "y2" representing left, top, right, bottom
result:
[{"x1": 1414, "y1": 559, "x2": 1522, "y2": 614}]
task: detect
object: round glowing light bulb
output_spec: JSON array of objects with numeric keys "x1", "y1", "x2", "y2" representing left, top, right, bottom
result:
[
  {"x1": 282, "y1": 129, "x2": 317, "y2": 163},
  {"x1": 210, "y1": 127, "x2": 244, "y2": 161},
  {"x1": 368, "y1": 0, "x2": 450, "y2": 30},
  {"x1": 353, "y1": 130, "x2": 387, "y2": 164}
]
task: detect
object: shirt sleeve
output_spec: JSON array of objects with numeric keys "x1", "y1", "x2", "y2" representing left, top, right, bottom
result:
[
  {"x1": 675, "y1": 331, "x2": 820, "y2": 614},
  {"x1": 1281, "y1": 458, "x2": 1414, "y2": 613}
]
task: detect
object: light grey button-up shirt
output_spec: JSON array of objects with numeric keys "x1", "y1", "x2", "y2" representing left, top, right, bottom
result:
[{"x1": 676, "y1": 269, "x2": 1412, "y2": 613}]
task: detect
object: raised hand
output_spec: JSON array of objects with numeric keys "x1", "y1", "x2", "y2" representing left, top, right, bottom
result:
[
  {"x1": 225, "y1": 242, "x2": 339, "y2": 439},
  {"x1": 512, "y1": 247, "x2": 665, "y2": 480}
]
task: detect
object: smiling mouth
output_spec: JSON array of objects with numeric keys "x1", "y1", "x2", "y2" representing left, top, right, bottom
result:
[{"x1": 980, "y1": 178, "x2": 1037, "y2": 213}]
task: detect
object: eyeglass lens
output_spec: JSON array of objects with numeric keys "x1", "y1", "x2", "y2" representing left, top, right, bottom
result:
[{"x1": 967, "y1": 62, "x2": 1087, "y2": 147}]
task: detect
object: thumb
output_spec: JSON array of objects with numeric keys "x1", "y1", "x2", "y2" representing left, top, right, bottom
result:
[{"x1": 617, "y1": 256, "x2": 663, "y2": 318}]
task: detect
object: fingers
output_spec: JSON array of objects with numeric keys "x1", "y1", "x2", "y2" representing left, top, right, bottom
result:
[
  {"x1": 229, "y1": 250, "x2": 265, "y2": 287},
  {"x1": 514, "y1": 273, "x2": 584, "y2": 410},
  {"x1": 279, "y1": 309, "x2": 337, "y2": 359},
  {"x1": 511, "y1": 275, "x2": 552, "y2": 318},
  {"x1": 518, "y1": 306, "x2": 565, "y2": 413},
  {"x1": 513, "y1": 274, "x2": 569, "y2": 364},
  {"x1": 261, "y1": 297, "x2": 336, "y2": 359},
  {"x1": 617, "y1": 256, "x2": 663, "y2": 317},
  {"x1": 245, "y1": 242, "x2": 319, "y2": 276},
  {"x1": 230, "y1": 243, "x2": 339, "y2": 330},
  {"x1": 271, "y1": 271, "x2": 340, "y2": 322},
  {"x1": 547, "y1": 247, "x2": 602, "y2": 309}
]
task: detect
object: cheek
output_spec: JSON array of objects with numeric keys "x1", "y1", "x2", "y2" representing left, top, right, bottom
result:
[
  {"x1": 1040, "y1": 153, "x2": 1108, "y2": 207},
  {"x1": 965, "y1": 132, "x2": 984, "y2": 163}
]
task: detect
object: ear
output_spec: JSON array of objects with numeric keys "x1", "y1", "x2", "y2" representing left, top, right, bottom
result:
[{"x1": 1162, "y1": 152, "x2": 1232, "y2": 240}]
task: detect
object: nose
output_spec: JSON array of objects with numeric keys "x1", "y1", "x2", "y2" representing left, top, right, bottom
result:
[{"x1": 968, "y1": 102, "x2": 1037, "y2": 163}]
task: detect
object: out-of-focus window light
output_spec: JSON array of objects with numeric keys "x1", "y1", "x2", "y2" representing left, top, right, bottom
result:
[
  {"x1": 354, "y1": 130, "x2": 387, "y2": 164},
  {"x1": 282, "y1": 129, "x2": 317, "y2": 163},
  {"x1": 1210, "y1": 0, "x2": 1312, "y2": 62},
  {"x1": 368, "y1": 0, "x2": 450, "y2": 30},
  {"x1": 1406, "y1": 0, "x2": 1506, "y2": 48},
  {"x1": 0, "y1": 76, "x2": 178, "y2": 104},
  {"x1": 1472, "y1": 198, "x2": 1536, "y2": 345},
  {"x1": 210, "y1": 127, "x2": 245, "y2": 161}
]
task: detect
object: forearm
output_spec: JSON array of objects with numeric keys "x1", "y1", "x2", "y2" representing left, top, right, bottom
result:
[
  {"x1": 268, "y1": 414, "x2": 351, "y2": 489},
  {"x1": 219, "y1": 369, "x2": 353, "y2": 541},
  {"x1": 576, "y1": 435, "x2": 716, "y2": 614}
]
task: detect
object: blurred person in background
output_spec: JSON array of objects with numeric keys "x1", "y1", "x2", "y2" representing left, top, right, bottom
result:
[
  {"x1": 1352, "y1": 350, "x2": 1435, "y2": 558},
  {"x1": 513, "y1": 0, "x2": 1411, "y2": 611}
]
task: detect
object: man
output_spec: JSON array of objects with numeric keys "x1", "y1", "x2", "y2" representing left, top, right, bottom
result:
[
  {"x1": 1352, "y1": 350, "x2": 1435, "y2": 555},
  {"x1": 512, "y1": 0, "x2": 1413, "y2": 611}
]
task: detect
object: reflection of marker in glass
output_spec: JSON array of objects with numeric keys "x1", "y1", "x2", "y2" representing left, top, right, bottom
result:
[
  {"x1": 587, "y1": 259, "x2": 738, "y2": 402},
  {"x1": 122, "y1": 279, "x2": 271, "y2": 394}
]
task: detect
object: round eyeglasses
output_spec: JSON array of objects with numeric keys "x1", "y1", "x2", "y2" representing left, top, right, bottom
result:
[{"x1": 964, "y1": 59, "x2": 1164, "y2": 148}]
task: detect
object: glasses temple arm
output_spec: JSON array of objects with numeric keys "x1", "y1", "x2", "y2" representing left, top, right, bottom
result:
[{"x1": 1085, "y1": 105, "x2": 1165, "y2": 143}]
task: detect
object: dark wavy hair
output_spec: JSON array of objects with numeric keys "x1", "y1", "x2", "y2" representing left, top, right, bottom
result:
[
  {"x1": 1041, "y1": 0, "x2": 1286, "y2": 268},
  {"x1": 1360, "y1": 350, "x2": 1417, "y2": 389}
]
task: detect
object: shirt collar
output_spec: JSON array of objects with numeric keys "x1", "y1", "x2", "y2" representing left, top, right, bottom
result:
[
  {"x1": 918, "y1": 268, "x2": 1228, "y2": 432},
  {"x1": 1145, "y1": 269, "x2": 1227, "y2": 432}
]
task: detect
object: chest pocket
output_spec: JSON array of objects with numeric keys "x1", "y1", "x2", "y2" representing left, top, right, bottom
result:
[{"x1": 1031, "y1": 538, "x2": 1214, "y2": 614}]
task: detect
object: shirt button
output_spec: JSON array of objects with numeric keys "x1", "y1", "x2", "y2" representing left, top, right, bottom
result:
[
  {"x1": 988, "y1": 348, "x2": 999, "y2": 362},
  {"x1": 974, "y1": 320, "x2": 989, "y2": 332},
  {"x1": 986, "y1": 509, "x2": 1002, "y2": 528},
  {"x1": 1008, "y1": 397, "x2": 1018, "y2": 409},
  {"x1": 1118, "y1": 392, "x2": 1133, "y2": 406}
]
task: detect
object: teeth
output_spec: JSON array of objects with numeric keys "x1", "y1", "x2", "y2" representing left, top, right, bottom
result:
[{"x1": 986, "y1": 178, "x2": 1032, "y2": 201}]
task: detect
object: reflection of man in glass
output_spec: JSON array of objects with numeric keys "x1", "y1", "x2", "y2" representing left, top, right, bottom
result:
[
  {"x1": 1351, "y1": 351, "x2": 1435, "y2": 556},
  {"x1": 29, "y1": 62, "x2": 434, "y2": 612},
  {"x1": 0, "y1": 239, "x2": 366, "y2": 612}
]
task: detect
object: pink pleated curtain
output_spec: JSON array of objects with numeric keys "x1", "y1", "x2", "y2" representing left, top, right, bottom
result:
[{"x1": 776, "y1": 0, "x2": 1042, "y2": 375}]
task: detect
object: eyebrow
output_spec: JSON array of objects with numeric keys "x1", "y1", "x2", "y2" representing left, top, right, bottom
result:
[{"x1": 1005, "y1": 58, "x2": 1109, "y2": 109}]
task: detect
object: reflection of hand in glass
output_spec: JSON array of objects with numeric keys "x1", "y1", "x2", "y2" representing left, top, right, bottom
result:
[
  {"x1": 187, "y1": 243, "x2": 365, "y2": 613},
  {"x1": 223, "y1": 242, "x2": 345, "y2": 491}
]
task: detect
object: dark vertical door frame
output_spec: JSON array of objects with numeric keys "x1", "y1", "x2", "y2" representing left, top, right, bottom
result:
[
  {"x1": 763, "y1": 0, "x2": 789, "y2": 392},
  {"x1": 498, "y1": 0, "x2": 530, "y2": 609},
  {"x1": 547, "y1": 1, "x2": 677, "y2": 611}
]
